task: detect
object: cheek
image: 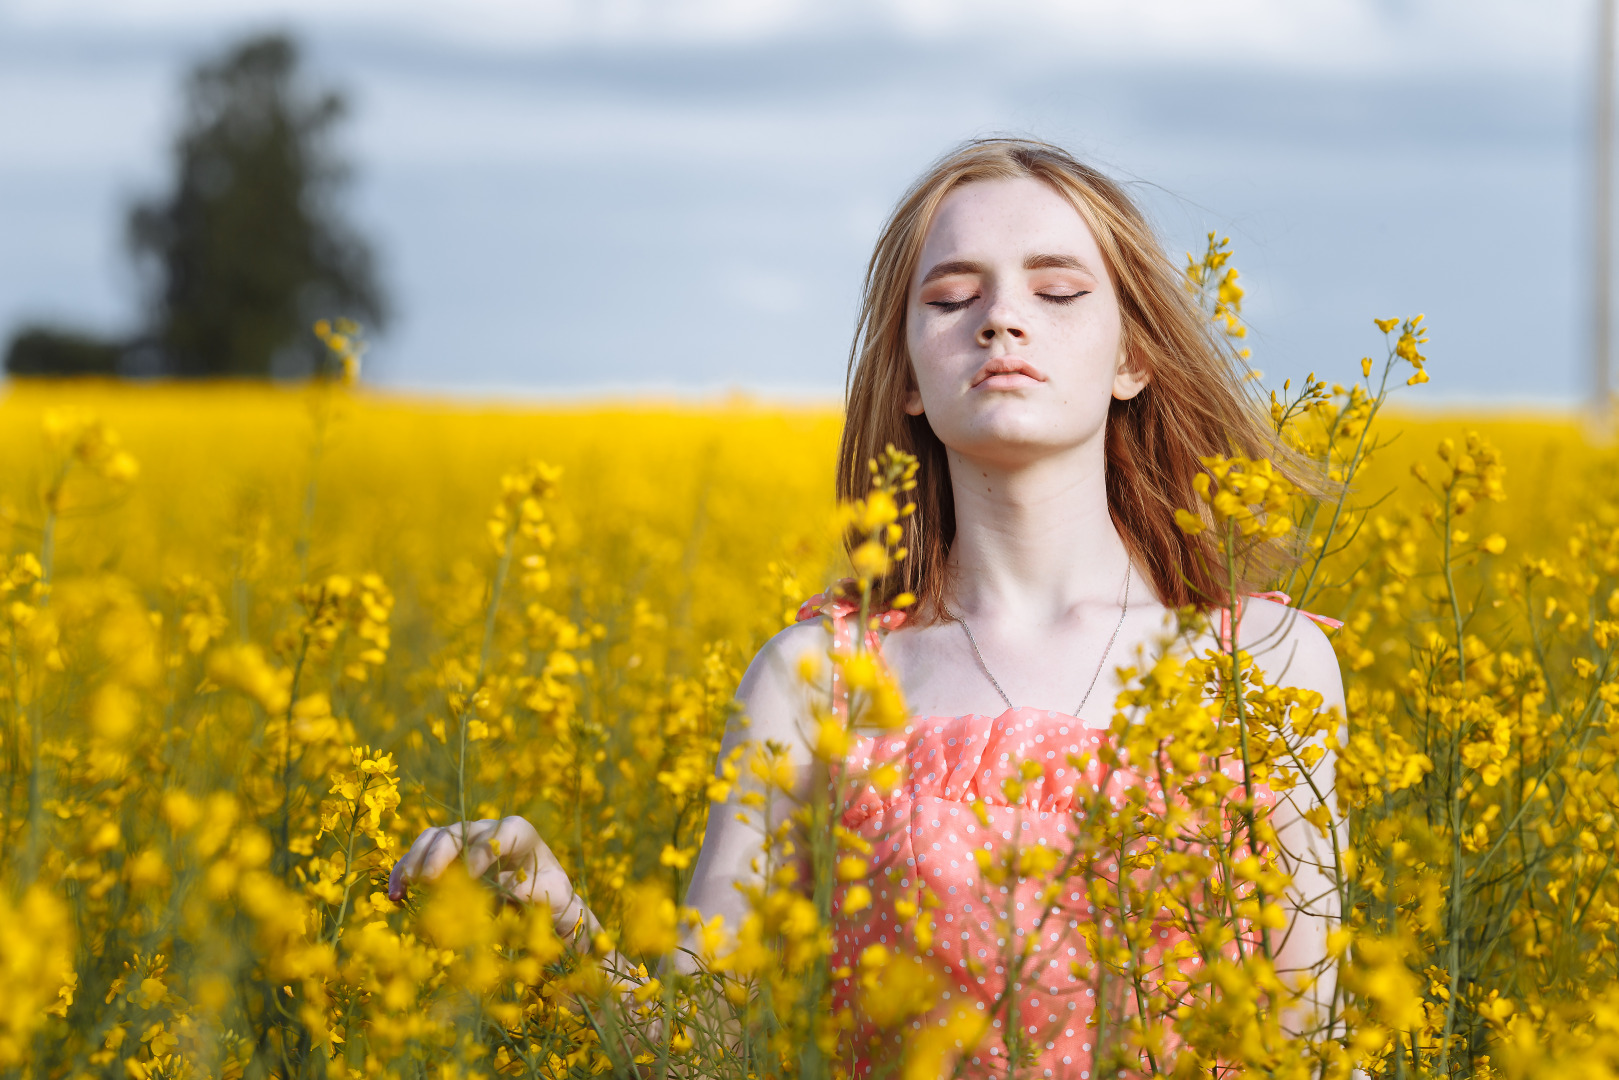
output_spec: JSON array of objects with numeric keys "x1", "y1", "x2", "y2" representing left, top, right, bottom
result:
[
  {"x1": 1057, "y1": 306, "x2": 1124, "y2": 381},
  {"x1": 905, "y1": 314, "x2": 951, "y2": 389}
]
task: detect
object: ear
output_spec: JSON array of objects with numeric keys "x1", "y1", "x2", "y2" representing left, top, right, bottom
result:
[
  {"x1": 1112, "y1": 344, "x2": 1149, "y2": 401},
  {"x1": 903, "y1": 384, "x2": 925, "y2": 416}
]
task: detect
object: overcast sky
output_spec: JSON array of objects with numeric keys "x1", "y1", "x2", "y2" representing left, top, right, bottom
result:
[{"x1": 0, "y1": 0, "x2": 1598, "y2": 402}]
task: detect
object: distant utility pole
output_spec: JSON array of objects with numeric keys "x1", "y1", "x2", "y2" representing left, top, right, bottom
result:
[{"x1": 1595, "y1": 0, "x2": 1616, "y2": 424}]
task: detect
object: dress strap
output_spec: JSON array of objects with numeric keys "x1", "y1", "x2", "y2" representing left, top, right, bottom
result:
[
  {"x1": 795, "y1": 583, "x2": 908, "y2": 719},
  {"x1": 794, "y1": 581, "x2": 909, "y2": 645},
  {"x1": 1215, "y1": 590, "x2": 1344, "y2": 650}
]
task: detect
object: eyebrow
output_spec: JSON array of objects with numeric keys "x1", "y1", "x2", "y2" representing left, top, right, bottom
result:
[
  {"x1": 1024, "y1": 252, "x2": 1093, "y2": 273},
  {"x1": 919, "y1": 259, "x2": 985, "y2": 285},
  {"x1": 918, "y1": 253, "x2": 1094, "y2": 285}
]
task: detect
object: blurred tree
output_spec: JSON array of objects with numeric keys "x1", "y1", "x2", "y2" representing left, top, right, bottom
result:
[
  {"x1": 3, "y1": 326, "x2": 123, "y2": 376},
  {"x1": 125, "y1": 32, "x2": 385, "y2": 377},
  {"x1": 3, "y1": 33, "x2": 384, "y2": 379}
]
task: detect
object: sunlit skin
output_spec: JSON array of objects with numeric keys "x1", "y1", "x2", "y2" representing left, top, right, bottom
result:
[{"x1": 389, "y1": 177, "x2": 1346, "y2": 1006}]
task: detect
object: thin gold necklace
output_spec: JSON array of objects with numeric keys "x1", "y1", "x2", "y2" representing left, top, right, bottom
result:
[{"x1": 943, "y1": 563, "x2": 1132, "y2": 718}]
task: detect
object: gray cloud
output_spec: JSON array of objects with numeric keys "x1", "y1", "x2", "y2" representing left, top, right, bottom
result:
[{"x1": 0, "y1": 8, "x2": 1592, "y2": 402}]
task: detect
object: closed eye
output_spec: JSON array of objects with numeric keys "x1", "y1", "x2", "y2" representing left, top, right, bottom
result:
[
  {"x1": 1039, "y1": 290, "x2": 1089, "y2": 305},
  {"x1": 927, "y1": 296, "x2": 977, "y2": 312}
]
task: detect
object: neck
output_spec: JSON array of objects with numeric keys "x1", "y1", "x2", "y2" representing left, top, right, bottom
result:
[{"x1": 943, "y1": 439, "x2": 1133, "y2": 624}]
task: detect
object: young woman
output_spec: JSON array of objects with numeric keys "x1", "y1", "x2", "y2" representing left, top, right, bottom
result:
[{"x1": 387, "y1": 138, "x2": 1345, "y2": 1075}]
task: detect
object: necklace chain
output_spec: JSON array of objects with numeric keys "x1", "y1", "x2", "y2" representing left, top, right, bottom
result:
[{"x1": 944, "y1": 564, "x2": 1132, "y2": 719}]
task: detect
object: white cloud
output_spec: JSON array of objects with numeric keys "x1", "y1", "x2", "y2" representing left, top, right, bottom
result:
[{"x1": 2, "y1": 0, "x2": 1587, "y2": 73}]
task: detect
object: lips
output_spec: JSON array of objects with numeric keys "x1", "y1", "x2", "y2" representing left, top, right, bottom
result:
[{"x1": 970, "y1": 356, "x2": 1047, "y2": 389}]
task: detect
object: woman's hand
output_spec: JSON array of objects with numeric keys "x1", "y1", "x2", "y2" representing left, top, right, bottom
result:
[{"x1": 387, "y1": 816, "x2": 574, "y2": 917}]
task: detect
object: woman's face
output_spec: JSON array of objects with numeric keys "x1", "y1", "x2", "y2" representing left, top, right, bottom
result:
[{"x1": 905, "y1": 176, "x2": 1145, "y2": 467}]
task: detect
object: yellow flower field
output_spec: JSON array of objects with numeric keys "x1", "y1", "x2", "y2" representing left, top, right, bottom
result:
[{"x1": 1, "y1": 308, "x2": 1617, "y2": 1078}]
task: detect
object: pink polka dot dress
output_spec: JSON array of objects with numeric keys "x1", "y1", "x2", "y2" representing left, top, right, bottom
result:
[{"x1": 792, "y1": 590, "x2": 1324, "y2": 1078}]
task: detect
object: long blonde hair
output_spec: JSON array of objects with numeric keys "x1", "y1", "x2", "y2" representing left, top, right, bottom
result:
[{"x1": 839, "y1": 137, "x2": 1287, "y2": 618}]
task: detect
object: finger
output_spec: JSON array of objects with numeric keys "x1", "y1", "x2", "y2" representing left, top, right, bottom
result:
[
  {"x1": 515, "y1": 820, "x2": 568, "y2": 880},
  {"x1": 502, "y1": 819, "x2": 554, "y2": 904},
  {"x1": 497, "y1": 815, "x2": 541, "y2": 860},
  {"x1": 495, "y1": 868, "x2": 532, "y2": 904},
  {"x1": 462, "y1": 823, "x2": 505, "y2": 879},
  {"x1": 386, "y1": 864, "x2": 404, "y2": 902},
  {"x1": 426, "y1": 818, "x2": 507, "y2": 882},
  {"x1": 462, "y1": 816, "x2": 534, "y2": 879},
  {"x1": 388, "y1": 827, "x2": 446, "y2": 900},
  {"x1": 387, "y1": 860, "x2": 406, "y2": 902},
  {"x1": 415, "y1": 826, "x2": 474, "y2": 885},
  {"x1": 454, "y1": 818, "x2": 508, "y2": 879},
  {"x1": 534, "y1": 874, "x2": 572, "y2": 914}
]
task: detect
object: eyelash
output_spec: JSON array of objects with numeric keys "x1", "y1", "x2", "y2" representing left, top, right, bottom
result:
[{"x1": 925, "y1": 290, "x2": 1089, "y2": 312}]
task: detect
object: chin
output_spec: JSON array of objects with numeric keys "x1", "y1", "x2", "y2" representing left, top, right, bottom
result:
[{"x1": 938, "y1": 404, "x2": 1097, "y2": 461}]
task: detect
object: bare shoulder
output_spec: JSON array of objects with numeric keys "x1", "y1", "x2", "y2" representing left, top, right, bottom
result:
[
  {"x1": 737, "y1": 619, "x2": 829, "y2": 699},
  {"x1": 729, "y1": 619, "x2": 831, "y2": 760},
  {"x1": 1232, "y1": 597, "x2": 1346, "y2": 712}
]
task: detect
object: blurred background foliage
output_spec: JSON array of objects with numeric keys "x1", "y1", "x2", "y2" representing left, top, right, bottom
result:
[{"x1": 5, "y1": 33, "x2": 384, "y2": 380}]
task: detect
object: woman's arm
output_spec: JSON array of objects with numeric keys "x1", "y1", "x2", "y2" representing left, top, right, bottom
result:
[
  {"x1": 387, "y1": 619, "x2": 829, "y2": 972},
  {"x1": 386, "y1": 815, "x2": 616, "y2": 951},
  {"x1": 388, "y1": 816, "x2": 570, "y2": 909},
  {"x1": 1236, "y1": 599, "x2": 1349, "y2": 1032},
  {"x1": 672, "y1": 620, "x2": 826, "y2": 969}
]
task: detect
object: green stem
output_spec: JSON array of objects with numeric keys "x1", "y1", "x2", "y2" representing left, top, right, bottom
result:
[
  {"x1": 457, "y1": 708, "x2": 470, "y2": 843},
  {"x1": 37, "y1": 458, "x2": 71, "y2": 601},
  {"x1": 23, "y1": 695, "x2": 41, "y2": 884},
  {"x1": 1225, "y1": 519, "x2": 1272, "y2": 962},
  {"x1": 479, "y1": 536, "x2": 514, "y2": 689},
  {"x1": 328, "y1": 781, "x2": 371, "y2": 946},
  {"x1": 3, "y1": 626, "x2": 20, "y2": 872},
  {"x1": 1291, "y1": 353, "x2": 1396, "y2": 608},
  {"x1": 280, "y1": 634, "x2": 310, "y2": 881},
  {"x1": 295, "y1": 390, "x2": 332, "y2": 582},
  {"x1": 1117, "y1": 826, "x2": 1160, "y2": 1077},
  {"x1": 23, "y1": 482, "x2": 65, "y2": 883},
  {"x1": 1442, "y1": 497, "x2": 1467, "y2": 684},
  {"x1": 457, "y1": 531, "x2": 515, "y2": 860},
  {"x1": 1438, "y1": 491, "x2": 1466, "y2": 1076}
]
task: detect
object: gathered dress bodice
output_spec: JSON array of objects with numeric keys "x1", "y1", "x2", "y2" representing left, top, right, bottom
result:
[{"x1": 793, "y1": 590, "x2": 1303, "y2": 1078}]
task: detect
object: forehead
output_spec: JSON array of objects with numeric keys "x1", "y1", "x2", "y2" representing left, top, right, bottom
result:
[{"x1": 918, "y1": 175, "x2": 1101, "y2": 264}]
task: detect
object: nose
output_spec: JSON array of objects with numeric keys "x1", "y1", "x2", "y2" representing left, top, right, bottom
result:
[{"x1": 977, "y1": 298, "x2": 1027, "y2": 345}]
